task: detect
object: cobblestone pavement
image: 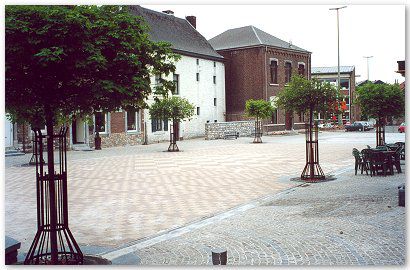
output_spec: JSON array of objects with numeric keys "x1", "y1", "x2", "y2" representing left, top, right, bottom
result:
[
  {"x1": 4, "y1": 131, "x2": 405, "y2": 261},
  {"x1": 127, "y1": 167, "x2": 406, "y2": 266}
]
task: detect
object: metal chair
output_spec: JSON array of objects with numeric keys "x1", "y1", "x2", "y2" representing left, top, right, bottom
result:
[{"x1": 360, "y1": 149, "x2": 373, "y2": 176}]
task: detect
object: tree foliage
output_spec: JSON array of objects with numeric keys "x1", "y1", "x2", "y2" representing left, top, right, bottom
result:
[
  {"x1": 277, "y1": 76, "x2": 340, "y2": 117},
  {"x1": 276, "y1": 75, "x2": 340, "y2": 121},
  {"x1": 5, "y1": 5, "x2": 179, "y2": 125},
  {"x1": 149, "y1": 96, "x2": 195, "y2": 122},
  {"x1": 245, "y1": 99, "x2": 274, "y2": 120},
  {"x1": 356, "y1": 82, "x2": 405, "y2": 120}
]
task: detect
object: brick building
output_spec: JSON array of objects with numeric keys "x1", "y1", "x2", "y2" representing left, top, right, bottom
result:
[
  {"x1": 311, "y1": 66, "x2": 358, "y2": 123},
  {"x1": 209, "y1": 25, "x2": 312, "y2": 130}
]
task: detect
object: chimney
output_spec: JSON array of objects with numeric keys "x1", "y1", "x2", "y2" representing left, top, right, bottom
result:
[
  {"x1": 162, "y1": 10, "x2": 174, "y2": 15},
  {"x1": 186, "y1": 16, "x2": 196, "y2": 29}
]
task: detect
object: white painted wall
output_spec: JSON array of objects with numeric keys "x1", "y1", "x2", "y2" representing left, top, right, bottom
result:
[
  {"x1": 144, "y1": 55, "x2": 226, "y2": 143},
  {"x1": 4, "y1": 117, "x2": 14, "y2": 148}
]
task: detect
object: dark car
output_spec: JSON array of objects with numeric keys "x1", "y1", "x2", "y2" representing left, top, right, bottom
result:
[{"x1": 345, "y1": 122, "x2": 366, "y2": 132}]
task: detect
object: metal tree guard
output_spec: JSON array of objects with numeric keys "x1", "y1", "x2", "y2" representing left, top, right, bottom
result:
[
  {"x1": 168, "y1": 122, "x2": 179, "y2": 152},
  {"x1": 253, "y1": 119, "x2": 262, "y2": 143},
  {"x1": 375, "y1": 119, "x2": 386, "y2": 147},
  {"x1": 301, "y1": 122, "x2": 325, "y2": 182},
  {"x1": 25, "y1": 127, "x2": 83, "y2": 265}
]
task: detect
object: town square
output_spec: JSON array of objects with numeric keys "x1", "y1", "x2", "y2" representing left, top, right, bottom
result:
[{"x1": 3, "y1": 4, "x2": 406, "y2": 266}]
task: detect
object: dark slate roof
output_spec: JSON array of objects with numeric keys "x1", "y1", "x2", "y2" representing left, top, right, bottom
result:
[
  {"x1": 312, "y1": 66, "x2": 355, "y2": 74},
  {"x1": 129, "y1": 6, "x2": 223, "y2": 61},
  {"x1": 209, "y1": 25, "x2": 309, "y2": 53},
  {"x1": 356, "y1": 79, "x2": 386, "y2": 86}
]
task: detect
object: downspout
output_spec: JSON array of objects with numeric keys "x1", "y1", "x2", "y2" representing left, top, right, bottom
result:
[{"x1": 264, "y1": 46, "x2": 268, "y2": 101}]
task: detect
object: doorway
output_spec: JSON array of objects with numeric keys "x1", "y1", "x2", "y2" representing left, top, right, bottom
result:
[
  {"x1": 72, "y1": 118, "x2": 86, "y2": 144},
  {"x1": 5, "y1": 117, "x2": 14, "y2": 148}
]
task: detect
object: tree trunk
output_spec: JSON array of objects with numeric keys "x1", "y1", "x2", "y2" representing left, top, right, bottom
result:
[{"x1": 45, "y1": 108, "x2": 58, "y2": 264}]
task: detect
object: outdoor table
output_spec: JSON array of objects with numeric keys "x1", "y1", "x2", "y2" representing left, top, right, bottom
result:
[
  {"x1": 386, "y1": 144, "x2": 400, "y2": 151},
  {"x1": 371, "y1": 149, "x2": 396, "y2": 175}
]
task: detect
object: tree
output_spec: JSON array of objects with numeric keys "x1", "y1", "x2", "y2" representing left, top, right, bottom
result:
[
  {"x1": 6, "y1": 5, "x2": 178, "y2": 264},
  {"x1": 245, "y1": 99, "x2": 274, "y2": 143},
  {"x1": 149, "y1": 96, "x2": 195, "y2": 151},
  {"x1": 276, "y1": 75, "x2": 340, "y2": 181},
  {"x1": 356, "y1": 82, "x2": 405, "y2": 146}
]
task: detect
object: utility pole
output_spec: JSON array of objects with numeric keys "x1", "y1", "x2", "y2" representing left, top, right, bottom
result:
[{"x1": 330, "y1": 5, "x2": 347, "y2": 126}]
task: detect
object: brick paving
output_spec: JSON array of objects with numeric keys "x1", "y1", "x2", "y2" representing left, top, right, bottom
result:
[
  {"x1": 4, "y1": 131, "x2": 405, "y2": 265},
  {"x1": 128, "y1": 167, "x2": 406, "y2": 265}
]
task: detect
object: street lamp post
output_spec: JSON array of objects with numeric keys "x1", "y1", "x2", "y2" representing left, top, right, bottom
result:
[
  {"x1": 364, "y1": 56, "x2": 373, "y2": 81},
  {"x1": 330, "y1": 6, "x2": 347, "y2": 126}
]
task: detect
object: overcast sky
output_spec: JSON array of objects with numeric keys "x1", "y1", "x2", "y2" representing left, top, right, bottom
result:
[{"x1": 142, "y1": 4, "x2": 405, "y2": 84}]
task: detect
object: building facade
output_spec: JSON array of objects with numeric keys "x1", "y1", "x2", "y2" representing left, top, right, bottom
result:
[
  {"x1": 8, "y1": 5, "x2": 226, "y2": 151},
  {"x1": 209, "y1": 25, "x2": 312, "y2": 130},
  {"x1": 311, "y1": 66, "x2": 358, "y2": 123}
]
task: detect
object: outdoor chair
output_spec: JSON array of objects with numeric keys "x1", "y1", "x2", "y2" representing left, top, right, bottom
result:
[
  {"x1": 396, "y1": 143, "x2": 406, "y2": 160},
  {"x1": 352, "y1": 148, "x2": 366, "y2": 175},
  {"x1": 386, "y1": 144, "x2": 399, "y2": 151},
  {"x1": 360, "y1": 149, "x2": 373, "y2": 176},
  {"x1": 391, "y1": 146, "x2": 402, "y2": 173},
  {"x1": 370, "y1": 151, "x2": 390, "y2": 176},
  {"x1": 401, "y1": 147, "x2": 405, "y2": 160}
]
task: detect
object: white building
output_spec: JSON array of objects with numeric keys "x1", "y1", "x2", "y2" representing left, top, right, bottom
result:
[{"x1": 130, "y1": 6, "x2": 226, "y2": 143}]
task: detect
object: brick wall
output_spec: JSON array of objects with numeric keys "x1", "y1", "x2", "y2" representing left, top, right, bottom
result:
[
  {"x1": 218, "y1": 46, "x2": 311, "y2": 129},
  {"x1": 110, "y1": 111, "x2": 125, "y2": 133}
]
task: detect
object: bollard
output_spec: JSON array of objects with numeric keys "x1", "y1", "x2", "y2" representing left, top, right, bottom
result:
[
  {"x1": 212, "y1": 248, "x2": 227, "y2": 265},
  {"x1": 398, "y1": 184, "x2": 405, "y2": 207}
]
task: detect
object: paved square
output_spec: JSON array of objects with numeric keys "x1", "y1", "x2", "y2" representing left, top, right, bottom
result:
[{"x1": 4, "y1": 131, "x2": 405, "y2": 260}]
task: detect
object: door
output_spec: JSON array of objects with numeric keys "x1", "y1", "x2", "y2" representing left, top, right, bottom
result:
[
  {"x1": 5, "y1": 117, "x2": 13, "y2": 147},
  {"x1": 72, "y1": 118, "x2": 86, "y2": 144}
]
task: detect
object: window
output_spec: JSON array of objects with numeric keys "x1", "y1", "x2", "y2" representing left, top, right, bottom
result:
[
  {"x1": 196, "y1": 59, "x2": 199, "y2": 65},
  {"x1": 340, "y1": 79, "x2": 349, "y2": 90},
  {"x1": 126, "y1": 108, "x2": 140, "y2": 132},
  {"x1": 196, "y1": 73, "x2": 200, "y2": 81},
  {"x1": 213, "y1": 76, "x2": 216, "y2": 84},
  {"x1": 213, "y1": 62, "x2": 216, "y2": 67},
  {"x1": 271, "y1": 109, "x2": 278, "y2": 124},
  {"x1": 214, "y1": 120, "x2": 217, "y2": 122},
  {"x1": 299, "y1": 113, "x2": 305, "y2": 123},
  {"x1": 173, "y1": 74, "x2": 179, "y2": 95},
  {"x1": 270, "y1": 60, "x2": 278, "y2": 84},
  {"x1": 298, "y1": 63, "x2": 305, "y2": 76},
  {"x1": 285, "y1": 62, "x2": 292, "y2": 83},
  {"x1": 95, "y1": 112, "x2": 108, "y2": 133},
  {"x1": 214, "y1": 98, "x2": 217, "y2": 106},
  {"x1": 151, "y1": 118, "x2": 168, "y2": 132},
  {"x1": 197, "y1": 107, "x2": 200, "y2": 115},
  {"x1": 154, "y1": 74, "x2": 161, "y2": 85}
]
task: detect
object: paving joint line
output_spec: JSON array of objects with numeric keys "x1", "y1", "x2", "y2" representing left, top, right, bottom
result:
[{"x1": 99, "y1": 165, "x2": 354, "y2": 261}]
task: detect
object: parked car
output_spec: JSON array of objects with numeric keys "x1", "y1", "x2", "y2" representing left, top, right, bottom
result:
[
  {"x1": 345, "y1": 122, "x2": 366, "y2": 132},
  {"x1": 318, "y1": 123, "x2": 334, "y2": 129},
  {"x1": 354, "y1": 121, "x2": 373, "y2": 131},
  {"x1": 398, "y1": 122, "x2": 406, "y2": 133}
]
